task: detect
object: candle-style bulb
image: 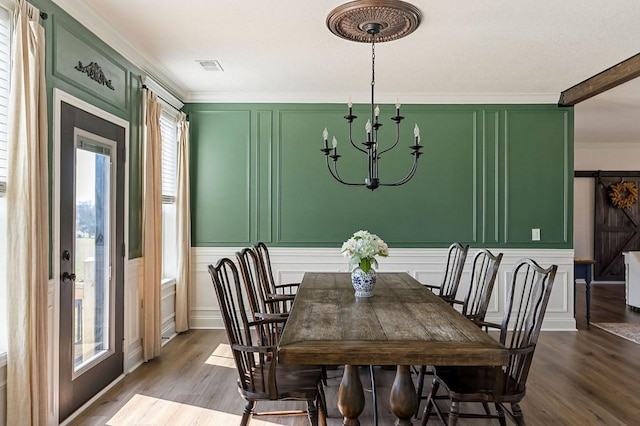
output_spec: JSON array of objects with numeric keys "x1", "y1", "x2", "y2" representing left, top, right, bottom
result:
[
  {"x1": 374, "y1": 105, "x2": 380, "y2": 117},
  {"x1": 348, "y1": 98, "x2": 353, "y2": 108},
  {"x1": 322, "y1": 127, "x2": 328, "y2": 140},
  {"x1": 395, "y1": 99, "x2": 401, "y2": 109},
  {"x1": 414, "y1": 124, "x2": 420, "y2": 138},
  {"x1": 332, "y1": 136, "x2": 337, "y2": 149},
  {"x1": 366, "y1": 119, "x2": 372, "y2": 133}
]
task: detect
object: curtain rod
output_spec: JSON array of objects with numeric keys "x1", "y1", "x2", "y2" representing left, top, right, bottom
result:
[
  {"x1": 141, "y1": 84, "x2": 187, "y2": 120},
  {"x1": 40, "y1": 12, "x2": 47, "y2": 20}
]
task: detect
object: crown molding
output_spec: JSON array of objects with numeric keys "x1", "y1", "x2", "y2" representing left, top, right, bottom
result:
[
  {"x1": 185, "y1": 91, "x2": 560, "y2": 104},
  {"x1": 51, "y1": 0, "x2": 187, "y2": 101}
]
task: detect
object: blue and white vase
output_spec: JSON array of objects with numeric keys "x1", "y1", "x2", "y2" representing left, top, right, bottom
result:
[{"x1": 351, "y1": 267, "x2": 377, "y2": 297}]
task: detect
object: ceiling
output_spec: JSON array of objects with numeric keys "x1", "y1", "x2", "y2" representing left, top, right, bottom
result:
[{"x1": 51, "y1": 0, "x2": 640, "y2": 146}]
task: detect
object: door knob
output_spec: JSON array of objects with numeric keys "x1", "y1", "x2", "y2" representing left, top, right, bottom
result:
[{"x1": 62, "y1": 271, "x2": 76, "y2": 282}]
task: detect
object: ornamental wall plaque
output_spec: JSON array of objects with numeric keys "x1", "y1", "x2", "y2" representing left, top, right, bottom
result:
[{"x1": 74, "y1": 61, "x2": 115, "y2": 90}]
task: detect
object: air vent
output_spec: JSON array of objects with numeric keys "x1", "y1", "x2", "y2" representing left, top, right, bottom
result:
[{"x1": 196, "y1": 60, "x2": 224, "y2": 72}]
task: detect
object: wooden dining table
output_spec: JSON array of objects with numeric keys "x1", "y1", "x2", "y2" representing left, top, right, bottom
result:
[{"x1": 277, "y1": 272, "x2": 508, "y2": 426}]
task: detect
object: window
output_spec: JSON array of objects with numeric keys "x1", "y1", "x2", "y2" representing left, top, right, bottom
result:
[
  {"x1": 0, "y1": 3, "x2": 12, "y2": 354},
  {"x1": 160, "y1": 107, "x2": 178, "y2": 281}
]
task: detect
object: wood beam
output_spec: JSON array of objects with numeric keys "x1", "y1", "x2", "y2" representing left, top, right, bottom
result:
[
  {"x1": 558, "y1": 53, "x2": 640, "y2": 106},
  {"x1": 575, "y1": 170, "x2": 640, "y2": 178}
]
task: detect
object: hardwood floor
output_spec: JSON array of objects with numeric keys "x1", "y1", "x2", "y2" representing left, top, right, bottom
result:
[{"x1": 70, "y1": 284, "x2": 640, "y2": 425}]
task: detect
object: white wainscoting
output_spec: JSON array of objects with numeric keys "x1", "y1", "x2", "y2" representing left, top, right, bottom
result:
[
  {"x1": 191, "y1": 247, "x2": 576, "y2": 331},
  {"x1": 161, "y1": 279, "x2": 177, "y2": 341},
  {"x1": 124, "y1": 258, "x2": 143, "y2": 373}
]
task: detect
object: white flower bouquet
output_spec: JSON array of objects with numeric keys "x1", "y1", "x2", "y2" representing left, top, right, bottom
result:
[{"x1": 341, "y1": 230, "x2": 389, "y2": 273}]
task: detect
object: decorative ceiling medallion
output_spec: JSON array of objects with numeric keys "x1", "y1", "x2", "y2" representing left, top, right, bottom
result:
[{"x1": 326, "y1": 0, "x2": 422, "y2": 43}]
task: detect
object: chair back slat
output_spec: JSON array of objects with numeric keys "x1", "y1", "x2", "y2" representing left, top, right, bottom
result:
[
  {"x1": 462, "y1": 249, "x2": 503, "y2": 321},
  {"x1": 500, "y1": 258, "x2": 557, "y2": 393},
  {"x1": 439, "y1": 243, "x2": 470, "y2": 300}
]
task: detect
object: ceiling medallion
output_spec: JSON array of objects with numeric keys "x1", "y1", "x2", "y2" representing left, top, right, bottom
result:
[{"x1": 326, "y1": 0, "x2": 422, "y2": 43}]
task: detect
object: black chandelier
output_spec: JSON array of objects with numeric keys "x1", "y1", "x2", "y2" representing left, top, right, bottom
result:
[{"x1": 321, "y1": 0, "x2": 423, "y2": 191}]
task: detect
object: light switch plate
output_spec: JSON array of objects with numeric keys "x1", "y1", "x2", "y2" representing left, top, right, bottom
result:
[{"x1": 532, "y1": 228, "x2": 541, "y2": 241}]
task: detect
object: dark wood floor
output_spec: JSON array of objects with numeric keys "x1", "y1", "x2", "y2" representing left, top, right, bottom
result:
[{"x1": 70, "y1": 283, "x2": 640, "y2": 425}]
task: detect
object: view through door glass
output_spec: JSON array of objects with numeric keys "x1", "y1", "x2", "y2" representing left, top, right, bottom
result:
[{"x1": 74, "y1": 137, "x2": 112, "y2": 372}]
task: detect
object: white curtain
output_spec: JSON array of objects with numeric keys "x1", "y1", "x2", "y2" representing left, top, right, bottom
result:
[
  {"x1": 142, "y1": 90, "x2": 163, "y2": 361},
  {"x1": 175, "y1": 112, "x2": 190, "y2": 333},
  {"x1": 6, "y1": 0, "x2": 49, "y2": 424}
]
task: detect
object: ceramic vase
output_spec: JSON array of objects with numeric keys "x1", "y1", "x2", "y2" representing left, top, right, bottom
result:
[{"x1": 351, "y1": 267, "x2": 377, "y2": 297}]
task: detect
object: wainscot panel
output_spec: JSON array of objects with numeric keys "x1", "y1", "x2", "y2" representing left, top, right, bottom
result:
[{"x1": 190, "y1": 247, "x2": 576, "y2": 331}]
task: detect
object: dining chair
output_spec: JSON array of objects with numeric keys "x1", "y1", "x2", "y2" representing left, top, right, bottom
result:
[
  {"x1": 424, "y1": 242, "x2": 470, "y2": 305},
  {"x1": 459, "y1": 249, "x2": 504, "y2": 324},
  {"x1": 208, "y1": 257, "x2": 326, "y2": 426},
  {"x1": 254, "y1": 242, "x2": 299, "y2": 313},
  {"x1": 413, "y1": 242, "x2": 469, "y2": 407},
  {"x1": 236, "y1": 248, "x2": 329, "y2": 407},
  {"x1": 414, "y1": 248, "x2": 503, "y2": 417},
  {"x1": 236, "y1": 247, "x2": 292, "y2": 319},
  {"x1": 420, "y1": 258, "x2": 557, "y2": 426}
]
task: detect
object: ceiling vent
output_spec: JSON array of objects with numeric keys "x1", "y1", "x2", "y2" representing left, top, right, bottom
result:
[{"x1": 197, "y1": 60, "x2": 224, "y2": 72}]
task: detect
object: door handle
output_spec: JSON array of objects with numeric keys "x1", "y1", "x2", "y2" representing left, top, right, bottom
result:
[{"x1": 62, "y1": 271, "x2": 76, "y2": 282}]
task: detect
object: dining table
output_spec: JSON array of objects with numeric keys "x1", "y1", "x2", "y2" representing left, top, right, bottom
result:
[{"x1": 277, "y1": 272, "x2": 509, "y2": 426}]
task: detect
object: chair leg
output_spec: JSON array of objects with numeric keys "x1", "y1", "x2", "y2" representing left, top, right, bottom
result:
[
  {"x1": 369, "y1": 365, "x2": 378, "y2": 426},
  {"x1": 307, "y1": 399, "x2": 318, "y2": 426},
  {"x1": 482, "y1": 401, "x2": 492, "y2": 416},
  {"x1": 495, "y1": 402, "x2": 507, "y2": 426},
  {"x1": 241, "y1": 400, "x2": 254, "y2": 426},
  {"x1": 414, "y1": 365, "x2": 426, "y2": 418},
  {"x1": 448, "y1": 400, "x2": 460, "y2": 426},
  {"x1": 511, "y1": 402, "x2": 525, "y2": 426},
  {"x1": 317, "y1": 382, "x2": 328, "y2": 420},
  {"x1": 420, "y1": 378, "x2": 439, "y2": 426}
]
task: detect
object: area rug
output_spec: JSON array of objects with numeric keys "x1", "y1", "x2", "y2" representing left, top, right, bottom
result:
[{"x1": 592, "y1": 323, "x2": 640, "y2": 345}]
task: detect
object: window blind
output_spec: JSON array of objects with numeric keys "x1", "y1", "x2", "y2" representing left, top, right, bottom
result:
[
  {"x1": 0, "y1": 6, "x2": 10, "y2": 195},
  {"x1": 160, "y1": 109, "x2": 178, "y2": 203}
]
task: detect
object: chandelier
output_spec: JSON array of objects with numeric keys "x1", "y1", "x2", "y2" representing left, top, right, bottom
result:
[{"x1": 321, "y1": 0, "x2": 423, "y2": 190}]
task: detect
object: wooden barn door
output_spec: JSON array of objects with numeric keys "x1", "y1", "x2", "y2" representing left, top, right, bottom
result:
[{"x1": 594, "y1": 176, "x2": 640, "y2": 281}]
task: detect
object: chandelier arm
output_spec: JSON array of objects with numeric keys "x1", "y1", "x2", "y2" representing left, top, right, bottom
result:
[
  {"x1": 379, "y1": 156, "x2": 420, "y2": 187},
  {"x1": 325, "y1": 156, "x2": 365, "y2": 186},
  {"x1": 378, "y1": 123, "x2": 401, "y2": 156},
  {"x1": 348, "y1": 121, "x2": 367, "y2": 153}
]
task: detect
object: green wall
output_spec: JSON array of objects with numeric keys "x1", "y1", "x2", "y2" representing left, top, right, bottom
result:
[
  {"x1": 184, "y1": 103, "x2": 573, "y2": 248},
  {"x1": 32, "y1": 0, "x2": 146, "y2": 259}
]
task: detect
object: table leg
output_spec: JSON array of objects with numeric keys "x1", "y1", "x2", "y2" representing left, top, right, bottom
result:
[
  {"x1": 586, "y1": 277, "x2": 591, "y2": 324},
  {"x1": 390, "y1": 365, "x2": 419, "y2": 426},
  {"x1": 337, "y1": 365, "x2": 365, "y2": 426}
]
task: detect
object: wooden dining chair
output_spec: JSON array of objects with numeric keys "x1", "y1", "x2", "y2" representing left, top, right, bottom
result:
[
  {"x1": 254, "y1": 242, "x2": 299, "y2": 313},
  {"x1": 236, "y1": 247, "x2": 292, "y2": 319},
  {"x1": 424, "y1": 242, "x2": 470, "y2": 305},
  {"x1": 420, "y1": 258, "x2": 557, "y2": 426},
  {"x1": 415, "y1": 248, "x2": 503, "y2": 417},
  {"x1": 208, "y1": 258, "x2": 326, "y2": 426},
  {"x1": 459, "y1": 249, "x2": 504, "y2": 324}
]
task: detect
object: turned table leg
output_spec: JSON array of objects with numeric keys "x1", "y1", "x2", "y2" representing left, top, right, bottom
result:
[
  {"x1": 390, "y1": 365, "x2": 419, "y2": 426},
  {"x1": 337, "y1": 364, "x2": 365, "y2": 426}
]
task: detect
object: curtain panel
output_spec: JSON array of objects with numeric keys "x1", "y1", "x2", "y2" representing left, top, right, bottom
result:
[
  {"x1": 175, "y1": 112, "x2": 190, "y2": 333},
  {"x1": 142, "y1": 90, "x2": 163, "y2": 361},
  {"x1": 6, "y1": 0, "x2": 49, "y2": 424}
]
